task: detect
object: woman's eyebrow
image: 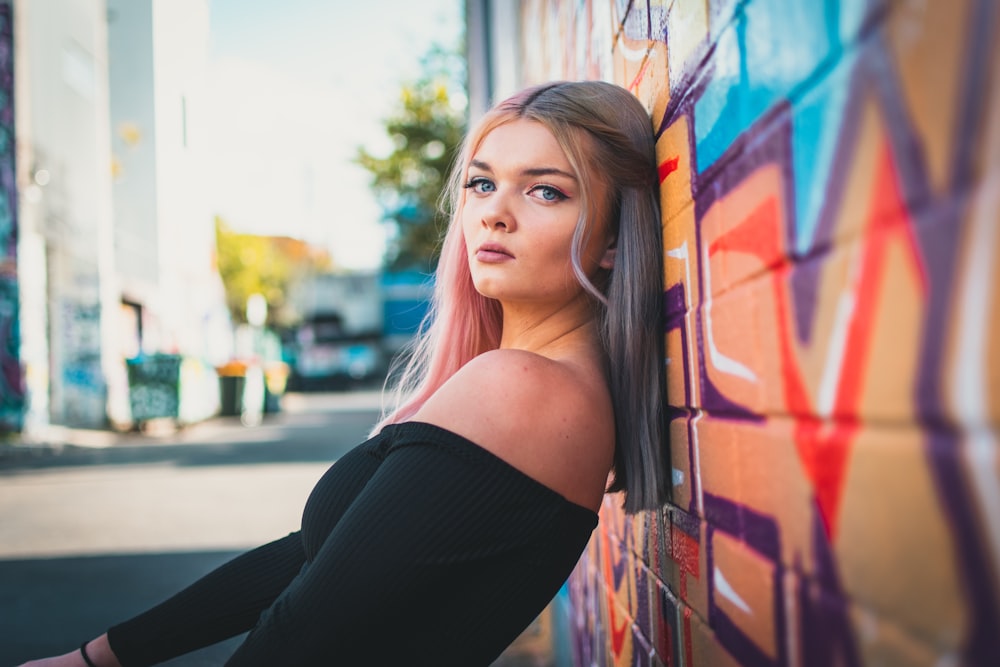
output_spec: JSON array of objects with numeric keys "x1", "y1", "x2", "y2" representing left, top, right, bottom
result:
[
  {"x1": 469, "y1": 159, "x2": 576, "y2": 181},
  {"x1": 522, "y1": 167, "x2": 577, "y2": 180}
]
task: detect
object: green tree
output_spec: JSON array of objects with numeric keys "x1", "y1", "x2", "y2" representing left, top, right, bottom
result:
[
  {"x1": 214, "y1": 217, "x2": 332, "y2": 326},
  {"x1": 356, "y1": 45, "x2": 467, "y2": 271}
]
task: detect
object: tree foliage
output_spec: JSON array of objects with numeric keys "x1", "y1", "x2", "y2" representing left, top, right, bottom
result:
[
  {"x1": 356, "y1": 45, "x2": 467, "y2": 271},
  {"x1": 214, "y1": 216, "x2": 333, "y2": 326}
]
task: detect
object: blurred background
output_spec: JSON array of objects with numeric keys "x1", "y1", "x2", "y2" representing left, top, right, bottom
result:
[
  {"x1": 1, "y1": 2, "x2": 563, "y2": 665},
  {"x1": 3, "y1": 0, "x2": 468, "y2": 435}
]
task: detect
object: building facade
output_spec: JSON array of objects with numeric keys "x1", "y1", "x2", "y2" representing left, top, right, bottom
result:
[
  {"x1": 0, "y1": 0, "x2": 23, "y2": 432},
  {"x1": 469, "y1": 1, "x2": 1000, "y2": 665},
  {"x1": 9, "y1": 0, "x2": 228, "y2": 433},
  {"x1": 14, "y1": 0, "x2": 120, "y2": 430},
  {"x1": 105, "y1": 0, "x2": 230, "y2": 425}
]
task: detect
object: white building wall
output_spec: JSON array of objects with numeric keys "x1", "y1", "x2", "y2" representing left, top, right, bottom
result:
[
  {"x1": 107, "y1": 0, "x2": 158, "y2": 292},
  {"x1": 15, "y1": 0, "x2": 120, "y2": 429},
  {"x1": 151, "y1": 0, "x2": 227, "y2": 362},
  {"x1": 107, "y1": 0, "x2": 230, "y2": 372},
  {"x1": 12, "y1": 0, "x2": 228, "y2": 431}
]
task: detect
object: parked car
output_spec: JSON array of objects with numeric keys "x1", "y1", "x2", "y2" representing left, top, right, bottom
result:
[{"x1": 289, "y1": 314, "x2": 382, "y2": 389}]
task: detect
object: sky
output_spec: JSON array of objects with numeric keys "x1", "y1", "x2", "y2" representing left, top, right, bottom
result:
[{"x1": 203, "y1": 0, "x2": 464, "y2": 270}]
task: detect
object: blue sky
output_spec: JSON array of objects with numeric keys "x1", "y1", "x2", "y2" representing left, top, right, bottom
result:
[{"x1": 203, "y1": 0, "x2": 464, "y2": 269}]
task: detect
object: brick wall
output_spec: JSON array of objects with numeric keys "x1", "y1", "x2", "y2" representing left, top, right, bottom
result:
[{"x1": 510, "y1": 1, "x2": 1000, "y2": 665}]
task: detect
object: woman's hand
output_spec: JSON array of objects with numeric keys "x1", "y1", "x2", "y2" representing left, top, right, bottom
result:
[
  {"x1": 18, "y1": 635, "x2": 122, "y2": 667},
  {"x1": 17, "y1": 650, "x2": 85, "y2": 667}
]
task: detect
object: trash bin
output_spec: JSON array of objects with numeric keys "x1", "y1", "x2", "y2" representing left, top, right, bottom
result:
[
  {"x1": 218, "y1": 375, "x2": 245, "y2": 416},
  {"x1": 127, "y1": 354, "x2": 183, "y2": 424},
  {"x1": 263, "y1": 362, "x2": 290, "y2": 413},
  {"x1": 217, "y1": 360, "x2": 248, "y2": 417}
]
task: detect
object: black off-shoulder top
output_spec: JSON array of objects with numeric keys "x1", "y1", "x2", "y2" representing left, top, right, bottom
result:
[{"x1": 107, "y1": 422, "x2": 598, "y2": 666}]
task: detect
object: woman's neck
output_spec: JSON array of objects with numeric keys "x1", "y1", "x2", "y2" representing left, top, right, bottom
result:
[{"x1": 497, "y1": 297, "x2": 601, "y2": 359}]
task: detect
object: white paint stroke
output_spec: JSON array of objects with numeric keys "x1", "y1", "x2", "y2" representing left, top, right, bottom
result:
[
  {"x1": 691, "y1": 411, "x2": 704, "y2": 516},
  {"x1": 714, "y1": 566, "x2": 752, "y2": 614},
  {"x1": 816, "y1": 289, "x2": 855, "y2": 417},
  {"x1": 953, "y1": 171, "x2": 1000, "y2": 571},
  {"x1": 702, "y1": 242, "x2": 759, "y2": 382},
  {"x1": 667, "y1": 241, "x2": 700, "y2": 402},
  {"x1": 616, "y1": 38, "x2": 651, "y2": 62}
]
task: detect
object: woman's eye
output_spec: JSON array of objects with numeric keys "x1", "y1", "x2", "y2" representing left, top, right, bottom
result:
[
  {"x1": 464, "y1": 177, "x2": 495, "y2": 194},
  {"x1": 530, "y1": 185, "x2": 567, "y2": 202}
]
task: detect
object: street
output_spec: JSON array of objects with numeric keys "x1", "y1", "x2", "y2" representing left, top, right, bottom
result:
[{"x1": 0, "y1": 392, "x2": 554, "y2": 666}]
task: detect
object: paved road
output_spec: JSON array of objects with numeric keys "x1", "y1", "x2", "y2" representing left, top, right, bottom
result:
[
  {"x1": 0, "y1": 392, "x2": 381, "y2": 666},
  {"x1": 0, "y1": 392, "x2": 553, "y2": 666}
]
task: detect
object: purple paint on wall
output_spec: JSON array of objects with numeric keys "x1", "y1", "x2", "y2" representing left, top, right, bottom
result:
[
  {"x1": 799, "y1": 510, "x2": 860, "y2": 667},
  {"x1": 926, "y1": 430, "x2": 1000, "y2": 663},
  {"x1": 950, "y1": 0, "x2": 999, "y2": 189},
  {"x1": 664, "y1": 284, "x2": 696, "y2": 410},
  {"x1": 704, "y1": 493, "x2": 788, "y2": 666}
]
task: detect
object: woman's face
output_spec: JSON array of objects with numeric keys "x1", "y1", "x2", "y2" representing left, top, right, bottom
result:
[{"x1": 460, "y1": 119, "x2": 614, "y2": 308}]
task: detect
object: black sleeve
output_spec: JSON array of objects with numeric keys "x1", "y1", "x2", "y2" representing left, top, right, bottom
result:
[{"x1": 106, "y1": 532, "x2": 306, "y2": 667}]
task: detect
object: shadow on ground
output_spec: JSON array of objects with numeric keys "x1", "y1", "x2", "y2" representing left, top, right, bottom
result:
[
  {"x1": 0, "y1": 550, "x2": 246, "y2": 666},
  {"x1": 1, "y1": 549, "x2": 556, "y2": 666}
]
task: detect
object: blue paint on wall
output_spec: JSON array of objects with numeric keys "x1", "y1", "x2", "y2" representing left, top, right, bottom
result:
[
  {"x1": 694, "y1": 0, "x2": 844, "y2": 174},
  {"x1": 789, "y1": 51, "x2": 856, "y2": 257}
]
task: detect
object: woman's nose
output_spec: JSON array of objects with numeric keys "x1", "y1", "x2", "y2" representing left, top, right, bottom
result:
[
  {"x1": 480, "y1": 197, "x2": 514, "y2": 231},
  {"x1": 483, "y1": 216, "x2": 509, "y2": 231}
]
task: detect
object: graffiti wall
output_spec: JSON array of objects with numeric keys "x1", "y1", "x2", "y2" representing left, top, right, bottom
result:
[
  {"x1": 514, "y1": 0, "x2": 1000, "y2": 665},
  {"x1": 0, "y1": 0, "x2": 23, "y2": 432}
]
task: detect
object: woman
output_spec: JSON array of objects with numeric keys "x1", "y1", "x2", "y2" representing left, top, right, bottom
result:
[{"x1": 22, "y1": 80, "x2": 667, "y2": 667}]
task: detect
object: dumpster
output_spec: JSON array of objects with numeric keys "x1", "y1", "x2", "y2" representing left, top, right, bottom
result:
[{"x1": 127, "y1": 354, "x2": 182, "y2": 424}]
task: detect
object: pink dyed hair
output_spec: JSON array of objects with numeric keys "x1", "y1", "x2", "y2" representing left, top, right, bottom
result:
[{"x1": 375, "y1": 82, "x2": 667, "y2": 513}]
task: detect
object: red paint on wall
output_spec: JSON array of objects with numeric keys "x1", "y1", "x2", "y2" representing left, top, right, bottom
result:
[
  {"x1": 707, "y1": 196, "x2": 782, "y2": 265},
  {"x1": 670, "y1": 524, "x2": 700, "y2": 599},
  {"x1": 793, "y1": 138, "x2": 926, "y2": 540},
  {"x1": 600, "y1": 528, "x2": 632, "y2": 658},
  {"x1": 659, "y1": 156, "x2": 680, "y2": 183},
  {"x1": 683, "y1": 605, "x2": 695, "y2": 666}
]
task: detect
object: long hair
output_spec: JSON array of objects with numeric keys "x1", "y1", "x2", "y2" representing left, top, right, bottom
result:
[{"x1": 376, "y1": 81, "x2": 667, "y2": 513}]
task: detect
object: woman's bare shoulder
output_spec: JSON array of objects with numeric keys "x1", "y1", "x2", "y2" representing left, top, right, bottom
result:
[{"x1": 411, "y1": 349, "x2": 614, "y2": 511}]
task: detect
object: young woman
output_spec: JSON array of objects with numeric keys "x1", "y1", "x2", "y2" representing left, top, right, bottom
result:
[{"x1": 21, "y1": 80, "x2": 667, "y2": 667}]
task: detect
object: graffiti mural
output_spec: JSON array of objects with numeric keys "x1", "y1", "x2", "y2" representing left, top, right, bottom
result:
[
  {"x1": 515, "y1": 0, "x2": 1000, "y2": 665},
  {"x1": 0, "y1": 0, "x2": 23, "y2": 432},
  {"x1": 57, "y1": 299, "x2": 106, "y2": 427}
]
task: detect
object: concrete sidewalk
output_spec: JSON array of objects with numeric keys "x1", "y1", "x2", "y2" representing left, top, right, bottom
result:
[{"x1": 0, "y1": 390, "x2": 387, "y2": 460}]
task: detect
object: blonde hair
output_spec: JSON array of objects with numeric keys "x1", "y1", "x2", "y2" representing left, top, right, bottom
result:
[{"x1": 378, "y1": 81, "x2": 667, "y2": 513}]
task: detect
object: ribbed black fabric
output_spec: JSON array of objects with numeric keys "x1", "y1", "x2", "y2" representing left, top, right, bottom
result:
[{"x1": 106, "y1": 422, "x2": 598, "y2": 666}]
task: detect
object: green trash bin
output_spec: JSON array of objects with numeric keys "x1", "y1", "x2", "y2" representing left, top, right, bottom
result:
[{"x1": 127, "y1": 354, "x2": 183, "y2": 423}]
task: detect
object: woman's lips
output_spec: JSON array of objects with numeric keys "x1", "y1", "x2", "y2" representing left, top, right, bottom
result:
[{"x1": 476, "y1": 243, "x2": 514, "y2": 262}]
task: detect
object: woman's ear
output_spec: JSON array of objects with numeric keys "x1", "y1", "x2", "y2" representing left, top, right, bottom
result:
[{"x1": 599, "y1": 237, "x2": 617, "y2": 270}]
